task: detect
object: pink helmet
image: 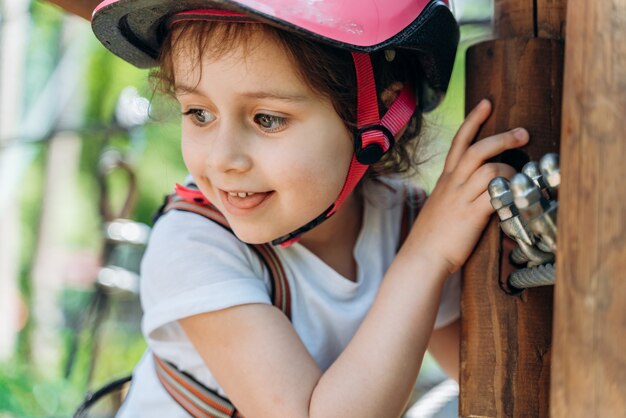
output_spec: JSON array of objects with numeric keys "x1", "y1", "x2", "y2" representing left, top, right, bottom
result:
[
  {"x1": 92, "y1": 0, "x2": 457, "y2": 110},
  {"x1": 91, "y1": 0, "x2": 458, "y2": 246}
]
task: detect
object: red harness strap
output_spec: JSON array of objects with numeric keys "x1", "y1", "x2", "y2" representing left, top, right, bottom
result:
[{"x1": 152, "y1": 183, "x2": 425, "y2": 418}]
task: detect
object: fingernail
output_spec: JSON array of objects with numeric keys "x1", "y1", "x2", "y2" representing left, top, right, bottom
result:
[{"x1": 513, "y1": 128, "x2": 528, "y2": 140}]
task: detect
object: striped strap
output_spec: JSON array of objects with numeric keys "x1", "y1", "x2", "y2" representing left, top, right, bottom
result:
[{"x1": 154, "y1": 356, "x2": 244, "y2": 418}]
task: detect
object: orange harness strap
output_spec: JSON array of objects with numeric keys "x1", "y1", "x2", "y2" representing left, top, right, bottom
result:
[
  {"x1": 152, "y1": 184, "x2": 424, "y2": 418},
  {"x1": 154, "y1": 356, "x2": 244, "y2": 418}
]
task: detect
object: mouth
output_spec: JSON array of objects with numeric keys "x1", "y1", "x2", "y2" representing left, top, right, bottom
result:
[{"x1": 219, "y1": 189, "x2": 274, "y2": 213}]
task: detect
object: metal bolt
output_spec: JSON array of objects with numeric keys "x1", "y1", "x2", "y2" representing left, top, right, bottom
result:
[
  {"x1": 510, "y1": 173, "x2": 544, "y2": 212},
  {"x1": 522, "y1": 161, "x2": 550, "y2": 198},
  {"x1": 539, "y1": 153, "x2": 561, "y2": 189},
  {"x1": 510, "y1": 173, "x2": 557, "y2": 252},
  {"x1": 489, "y1": 177, "x2": 516, "y2": 220}
]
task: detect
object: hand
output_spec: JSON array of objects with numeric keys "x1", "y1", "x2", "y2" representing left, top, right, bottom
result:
[{"x1": 408, "y1": 99, "x2": 528, "y2": 273}]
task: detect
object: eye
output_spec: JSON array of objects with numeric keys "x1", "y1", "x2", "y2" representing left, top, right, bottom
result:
[
  {"x1": 182, "y1": 108, "x2": 215, "y2": 126},
  {"x1": 253, "y1": 113, "x2": 288, "y2": 133}
]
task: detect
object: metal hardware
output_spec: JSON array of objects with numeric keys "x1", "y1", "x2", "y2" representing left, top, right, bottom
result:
[
  {"x1": 510, "y1": 173, "x2": 558, "y2": 253},
  {"x1": 522, "y1": 161, "x2": 551, "y2": 199},
  {"x1": 539, "y1": 153, "x2": 560, "y2": 200},
  {"x1": 509, "y1": 263, "x2": 555, "y2": 290},
  {"x1": 488, "y1": 177, "x2": 553, "y2": 266},
  {"x1": 489, "y1": 153, "x2": 560, "y2": 291}
]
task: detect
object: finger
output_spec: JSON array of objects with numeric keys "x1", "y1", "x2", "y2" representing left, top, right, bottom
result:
[
  {"x1": 453, "y1": 128, "x2": 528, "y2": 182},
  {"x1": 471, "y1": 188, "x2": 495, "y2": 219},
  {"x1": 463, "y1": 162, "x2": 517, "y2": 201},
  {"x1": 443, "y1": 99, "x2": 492, "y2": 172}
]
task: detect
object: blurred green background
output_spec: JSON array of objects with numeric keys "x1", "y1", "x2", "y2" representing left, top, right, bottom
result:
[{"x1": 0, "y1": 1, "x2": 491, "y2": 416}]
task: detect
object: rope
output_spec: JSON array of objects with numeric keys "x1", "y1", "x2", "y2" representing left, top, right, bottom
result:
[{"x1": 404, "y1": 379, "x2": 459, "y2": 418}]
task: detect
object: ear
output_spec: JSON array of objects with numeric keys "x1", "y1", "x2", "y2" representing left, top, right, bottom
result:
[{"x1": 380, "y1": 81, "x2": 404, "y2": 109}]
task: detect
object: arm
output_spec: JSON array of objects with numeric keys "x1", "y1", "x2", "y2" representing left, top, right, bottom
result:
[
  {"x1": 44, "y1": 0, "x2": 100, "y2": 20},
  {"x1": 181, "y1": 251, "x2": 449, "y2": 418},
  {"x1": 180, "y1": 100, "x2": 527, "y2": 418}
]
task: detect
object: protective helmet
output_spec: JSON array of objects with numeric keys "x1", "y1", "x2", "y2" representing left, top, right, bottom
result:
[
  {"x1": 93, "y1": 0, "x2": 457, "y2": 109},
  {"x1": 91, "y1": 0, "x2": 459, "y2": 245}
]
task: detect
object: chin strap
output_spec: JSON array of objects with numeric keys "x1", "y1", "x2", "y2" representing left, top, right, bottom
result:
[{"x1": 272, "y1": 52, "x2": 417, "y2": 247}]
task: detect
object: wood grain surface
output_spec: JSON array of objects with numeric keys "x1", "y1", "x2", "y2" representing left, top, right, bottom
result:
[
  {"x1": 550, "y1": 0, "x2": 626, "y2": 416},
  {"x1": 460, "y1": 38, "x2": 563, "y2": 418}
]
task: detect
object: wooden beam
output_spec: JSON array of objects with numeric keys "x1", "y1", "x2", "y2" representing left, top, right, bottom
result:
[
  {"x1": 537, "y1": 0, "x2": 568, "y2": 39},
  {"x1": 494, "y1": 0, "x2": 567, "y2": 39},
  {"x1": 494, "y1": 0, "x2": 535, "y2": 38},
  {"x1": 460, "y1": 0, "x2": 568, "y2": 416},
  {"x1": 551, "y1": 0, "x2": 626, "y2": 416},
  {"x1": 460, "y1": 38, "x2": 563, "y2": 418}
]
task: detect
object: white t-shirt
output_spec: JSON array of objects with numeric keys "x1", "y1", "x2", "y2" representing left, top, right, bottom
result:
[{"x1": 117, "y1": 179, "x2": 460, "y2": 418}]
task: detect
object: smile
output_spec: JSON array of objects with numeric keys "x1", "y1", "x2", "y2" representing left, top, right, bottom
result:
[{"x1": 219, "y1": 189, "x2": 274, "y2": 213}]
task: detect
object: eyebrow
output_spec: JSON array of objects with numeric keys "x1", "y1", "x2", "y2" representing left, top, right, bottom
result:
[
  {"x1": 174, "y1": 84, "x2": 310, "y2": 103},
  {"x1": 240, "y1": 91, "x2": 310, "y2": 103},
  {"x1": 173, "y1": 84, "x2": 205, "y2": 96}
]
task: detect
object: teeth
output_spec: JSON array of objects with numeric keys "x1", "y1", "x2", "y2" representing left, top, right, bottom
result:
[{"x1": 227, "y1": 191, "x2": 256, "y2": 197}]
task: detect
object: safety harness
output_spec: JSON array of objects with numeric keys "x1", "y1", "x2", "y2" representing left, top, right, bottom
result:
[{"x1": 152, "y1": 183, "x2": 426, "y2": 418}]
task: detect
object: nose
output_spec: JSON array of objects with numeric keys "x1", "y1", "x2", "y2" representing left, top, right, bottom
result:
[{"x1": 206, "y1": 121, "x2": 253, "y2": 173}]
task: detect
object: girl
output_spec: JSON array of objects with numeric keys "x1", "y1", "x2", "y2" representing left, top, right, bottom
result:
[{"x1": 91, "y1": 1, "x2": 527, "y2": 417}]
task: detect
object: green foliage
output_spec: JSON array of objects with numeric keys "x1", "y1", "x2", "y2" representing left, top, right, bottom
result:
[
  {"x1": 7, "y1": 4, "x2": 181, "y2": 417},
  {"x1": 0, "y1": 361, "x2": 81, "y2": 418},
  {"x1": 23, "y1": 2, "x2": 64, "y2": 114},
  {"x1": 0, "y1": 322, "x2": 145, "y2": 418},
  {"x1": 0, "y1": 286, "x2": 145, "y2": 417},
  {"x1": 417, "y1": 23, "x2": 491, "y2": 191}
]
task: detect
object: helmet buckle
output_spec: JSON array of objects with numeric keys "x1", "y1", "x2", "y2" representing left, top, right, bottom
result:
[{"x1": 354, "y1": 124, "x2": 395, "y2": 165}]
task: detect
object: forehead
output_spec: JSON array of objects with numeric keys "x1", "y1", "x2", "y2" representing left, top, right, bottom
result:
[
  {"x1": 170, "y1": 23, "x2": 301, "y2": 87},
  {"x1": 170, "y1": 21, "x2": 275, "y2": 59}
]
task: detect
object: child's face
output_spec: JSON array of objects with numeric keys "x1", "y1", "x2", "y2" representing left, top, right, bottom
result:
[{"x1": 173, "y1": 29, "x2": 354, "y2": 244}]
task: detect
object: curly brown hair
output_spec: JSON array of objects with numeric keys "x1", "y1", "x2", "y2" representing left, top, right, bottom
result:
[{"x1": 152, "y1": 20, "x2": 426, "y2": 179}]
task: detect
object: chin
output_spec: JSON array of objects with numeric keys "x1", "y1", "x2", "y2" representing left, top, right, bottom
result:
[{"x1": 231, "y1": 226, "x2": 282, "y2": 245}]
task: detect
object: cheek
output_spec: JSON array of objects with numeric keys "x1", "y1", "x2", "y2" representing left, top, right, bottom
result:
[
  {"x1": 180, "y1": 138, "x2": 195, "y2": 172},
  {"x1": 180, "y1": 132, "x2": 205, "y2": 173},
  {"x1": 276, "y1": 129, "x2": 353, "y2": 201}
]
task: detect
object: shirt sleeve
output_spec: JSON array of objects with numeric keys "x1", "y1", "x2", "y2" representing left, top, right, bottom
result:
[
  {"x1": 433, "y1": 270, "x2": 461, "y2": 329},
  {"x1": 140, "y1": 210, "x2": 272, "y2": 341}
]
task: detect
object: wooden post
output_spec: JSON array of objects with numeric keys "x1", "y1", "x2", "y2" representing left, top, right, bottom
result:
[
  {"x1": 551, "y1": 0, "x2": 626, "y2": 416},
  {"x1": 460, "y1": 1, "x2": 566, "y2": 416}
]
